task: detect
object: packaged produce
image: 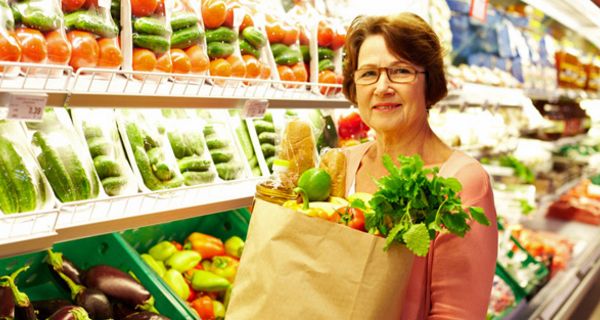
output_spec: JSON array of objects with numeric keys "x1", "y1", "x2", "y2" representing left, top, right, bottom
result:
[
  {"x1": 24, "y1": 108, "x2": 101, "y2": 203},
  {"x1": 71, "y1": 109, "x2": 138, "y2": 196},
  {"x1": 0, "y1": 120, "x2": 54, "y2": 214},
  {"x1": 307, "y1": 109, "x2": 338, "y2": 153},
  {"x1": 228, "y1": 109, "x2": 266, "y2": 177},
  {"x1": 62, "y1": 0, "x2": 121, "y2": 71},
  {"x1": 116, "y1": 109, "x2": 184, "y2": 191},
  {"x1": 0, "y1": 0, "x2": 21, "y2": 75},
  {"x1": 308, "y1": 16, "x2": 344, "y2": 96},
  {"x1": 10, "y1": 0, "x2": 71, "y2": 75}
]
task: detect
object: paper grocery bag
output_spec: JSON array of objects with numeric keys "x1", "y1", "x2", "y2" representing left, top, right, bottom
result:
[{"x1": 226, "y1": 199, "x2": 415, "y2": 319}]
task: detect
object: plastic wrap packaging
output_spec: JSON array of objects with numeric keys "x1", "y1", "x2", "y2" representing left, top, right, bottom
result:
[
  {"x1": 308, "y1": 15, "x2": 344, "y2": 96},
  {"x1": 122, "y1": 0, "x2": 172, "y2": 79},
  {"x1": 117, "y1": 108, "x2": 184, "y2": 191},
  {"x1": 277, "y1": 117, "x2": 316, "y2": 186},
  {"x1": 228, "y1": 109, "x2": 267, "y2": 177},
  {"x1": 168, "y1": 0, "x2": 209, "y2": 81},
  {"x1": 24, "y1": 108, "x2": 102, "y2": 203},
  {"x1": 0, "y1": 0, "x2": 21, "y2": 76},
  {"x1": 10, "y1": 0, "x2": 70, "y2": 76},
  {"x1": 0, "y1": 120, "x2": 54, "y2": 214},
  {"x1": 251, "y1": 110, "x2": 278, "y2": 173},
  {"x1": 71, "y1": 109, "x2": 138, "y2": 196},
  {"x1": 161, "y1": 108, "x2": 219, "y2": 186}
]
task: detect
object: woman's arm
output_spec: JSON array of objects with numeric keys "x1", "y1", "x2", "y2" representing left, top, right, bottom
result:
[{"x1": 428, "y1": 163, "x2": 498, "y2": 319}]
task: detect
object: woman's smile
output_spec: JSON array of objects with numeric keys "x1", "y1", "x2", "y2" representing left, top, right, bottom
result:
[{"x1": 372, "y1": 102, "x2": 402, "y2": 112}]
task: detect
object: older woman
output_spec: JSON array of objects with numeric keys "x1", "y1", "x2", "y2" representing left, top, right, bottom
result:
[{"x1": 342, "y1": 13, "x2": 498, "y2": 319}]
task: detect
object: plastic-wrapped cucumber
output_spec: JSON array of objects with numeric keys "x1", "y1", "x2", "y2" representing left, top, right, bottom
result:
[
  {"x1": 261, "y1": 143, "x2": 275, "y2": 158},
  {"x1": 254, "y1": 120, "x2": 275, "y2": 135},
  {"x1": 210, "y1": 150, "x2": 233, "y2": 164},
  {"x1": 88, "y1": 137, "x2": 113, "y2": 158},
  {"x1": 203, "y1": 125, "x2": 216, "y2": 137},
  {"x1": 183, "y1": 171, "x2": 216, "y2": 186},
  {"x1": 147, "y1": 147, "x2": 165, "y2": 165},
  {"x1": 154, "y1": 162, "x2": 174, "y2": 181},
  {"x1": 206, "y1": 138, "x2": 228, "y2": 149},
  {"x1": 178, "y1": 156, "x2": 211, "y2": 172},
  {"x1": 102, "y1": 176, "x2": 129, "y2": 196},
  {"x1": 258, "y1": 132, "x2": 277, "y2": 144},
  {"x1": 0, "y1": 136, "x2": 37, "y2": 214},
  {"x1": 215, "y1": 163, "x2": 242, "y2": 180},
  {"x1": 83, "y1": 125, "x2": 103, "y2": 140},
  {"x1": 133, "y1": 146, "x2": 163, "y2": 191},
  {"x1": 93, "y1": 155, "x2": 122, "y2": 179}
]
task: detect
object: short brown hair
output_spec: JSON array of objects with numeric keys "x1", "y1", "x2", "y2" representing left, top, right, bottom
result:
[{"x1": 342, "y1": 12, "x2": 447, "y2": 107}]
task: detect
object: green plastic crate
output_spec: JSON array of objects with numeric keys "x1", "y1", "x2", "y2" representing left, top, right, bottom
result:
[
  {"x1": 119, "y1": 209, "x2": 251, "y2": 319},
  {"x1": 488, "y1": 263, "x2": 528, "y2": 320},
  {"x1": 0, "y1": 233, "x2": 192, "y2": 319}
]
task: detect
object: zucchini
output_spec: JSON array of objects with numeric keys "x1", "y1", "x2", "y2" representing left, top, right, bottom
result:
[
  {"x1": 239, "y1": 39, "x2": 260, "y2": 59},
  {"x1": 183, "y1": 171, "x2": 216, "y2": 186},
  {"x1": 134, "y1": 16, "x2": 168, "y2": 36},
  {"x1": 206, "y1": 26, "x2": 237, "y2": 43},
  {"x1": 242, "y1": 26, "x2": 266, "y2": 48},
  {"x1": 102, "y1": 176, "x2": 129, "y2": 196},
  {"x1": 171, "y1": 12, "x2": 198, "y2": 31},
  {"x1": 275, "y1": 50, "x2": 301, "y2": 66},
  {"x1": 318, "y1": 59, "x2": 335, "y2": 72},
  {"x1": 133, "y1": 33, "x2": 169, "y2": 54},
  {"x1": 171, "y1": 25, "x2": 204, "y2": 49},
  {"x1": 178, "y1": 156, "x2": 211, "y2": 172},
  {"x1": 207, "y1": 42, "x2": 234, "y2": 59},
  {"x1": 64, "y1": 10, "x2": 119, "y2": 38},
  {"x1": 318, "y1": 47, "x2": 334, "y2": 60}
]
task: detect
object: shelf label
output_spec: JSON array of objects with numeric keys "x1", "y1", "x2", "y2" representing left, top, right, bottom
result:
[
  {"x1": 241, "y1": 99, "x2": 269, "y2": 119},
  {"x1": 7, "y1": 93, "x2": 46, "y2": 121},
  {"x1": 469, "y1": 0, "x2": 488, "y2": 22}
]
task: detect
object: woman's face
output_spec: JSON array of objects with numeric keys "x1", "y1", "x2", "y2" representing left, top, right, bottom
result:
[{"x1": 355, "y1": 35, "x2": 428, "y2": 135}]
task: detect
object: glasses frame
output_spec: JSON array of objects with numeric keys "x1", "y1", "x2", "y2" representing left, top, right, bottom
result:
[{"x1": 353, "y1": 66, "x2": 427, "y2": 85}]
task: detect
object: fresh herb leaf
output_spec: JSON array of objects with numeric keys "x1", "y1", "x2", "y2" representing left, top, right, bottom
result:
[{"x1": 403, "y1": 223, "x2": 430, "y2": 257}]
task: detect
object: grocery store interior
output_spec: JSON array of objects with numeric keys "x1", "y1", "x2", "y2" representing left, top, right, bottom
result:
[{"x1": 0, "y1": 0, "x2": 599, "y2": 318}]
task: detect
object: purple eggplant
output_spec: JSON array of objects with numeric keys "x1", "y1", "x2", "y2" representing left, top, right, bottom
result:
[
  {"x1": 0, "y1": 281, "x2": 15, "y2": 319},
  {"x1": 112, "y1": 302, "x2": 137, "y2": 319},
  {"x1": 47, "y1": 250, "x2": 83, "y2": 285},
  {"x1": 47, "y1": 306, "x2": 91, "y2": 320},
  {"x1": 122, "y1": 311, "x2": 171, "y2": 320},
  {"x1": 32, "y1": 299, "x2": 72, "y2": 319},
  {"x1": 0, "y1": 266, "x2": 37, "y2": 320},
  {"x1": 83, "y1": 265, "x2": 157, "y2": 312}
]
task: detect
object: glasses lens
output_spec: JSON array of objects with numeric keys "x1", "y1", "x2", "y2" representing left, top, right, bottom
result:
[
  {"x1": 355, "y1": 69, "x2": 379, "y2": 84},
  {"x1": 388, "y1": 67, "x2": 416, "y2": 83}
]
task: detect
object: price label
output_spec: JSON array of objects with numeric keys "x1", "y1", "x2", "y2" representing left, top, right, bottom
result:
[
  {"x1": 7, "y1": 93, "x2": 47, "y2": 121},
  {"x1": 469, "y1": 0, "x2": 488, "y2": 22},
  {"x1": 241, "y1": 99, "x2": 269, "y2": 119}
]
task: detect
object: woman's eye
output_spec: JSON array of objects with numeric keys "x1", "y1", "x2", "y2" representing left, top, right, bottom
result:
[
  {"x1": 359, "y1": 70, "x2": 377, "y2": 78},
  {"x1": 391, "y1": 68, "x2": 412, "y2": 75}
]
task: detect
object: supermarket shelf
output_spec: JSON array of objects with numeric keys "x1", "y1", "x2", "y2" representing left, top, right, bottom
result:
[
  {"x1": 526, "y1": 87, "x2": 600, "y2": 102},
  {"x1": 0, "y1": 178, "x2": 260, "y2": 258},
  {"x1": 443, "y1": 82, "x2": 528, "y2": 108}
]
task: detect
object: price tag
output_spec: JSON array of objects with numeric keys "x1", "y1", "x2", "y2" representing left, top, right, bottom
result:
[
  {"x1": 469, "y1": 0, "x2": 488, "y2": 22},
  {"x1": 240, "y1": 99, "x2": 269, "y2": 119},
  {"x1": 7, "y1": 93, "x2": 47, "y2": 121}
]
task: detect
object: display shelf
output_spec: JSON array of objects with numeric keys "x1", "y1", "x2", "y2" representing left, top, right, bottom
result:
[
  {"x1": 443, "y1": 82, "x2": 528, "y2": 108},
  {"x1": 526, "y1": 87, "x2": 599, "y2": 102},
  {"x1": 0, "y1": 177, "x2": 260, "y2": 258}
]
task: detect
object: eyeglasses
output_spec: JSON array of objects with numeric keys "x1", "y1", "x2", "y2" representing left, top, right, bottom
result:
[{"x1": 353, "y1": 66, "x2": 427, "y2": 85}]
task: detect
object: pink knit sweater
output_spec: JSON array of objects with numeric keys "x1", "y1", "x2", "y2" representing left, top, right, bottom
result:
[{"x1": 343, "y1": 142, "x2": 498, "y2": 319}]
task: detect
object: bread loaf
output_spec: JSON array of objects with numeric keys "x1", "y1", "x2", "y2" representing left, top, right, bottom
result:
[
  {"x1": 278, "y1": 119, "x2": 316, "y2": 185},
  {"x1": 319, "y1": 148, "x2": 347, "y2": 197}
]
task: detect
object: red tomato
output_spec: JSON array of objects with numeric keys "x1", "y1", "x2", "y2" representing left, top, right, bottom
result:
[
  {"x1": 154, "y1": 0, "x2": 165, "y2": 14},
  {"x1": 337, "y1": 111, "x2": 370, "y2": 140},
  {"x1": 171, "y1": 240, "x2": 183, "y2": 251},
  {"x1": 299, "y1": 29, "x2": 309, "y2": 45},
  {"x1": 265, "y1": 23, "x2": 285, "y2": 44},
  {"x1": 331, "y1": 30, "x2": 346, "y2": 51},
  {"x1": 317, "y1": 21, "x2": 333, "y2": 47},
  {"x1": 131, "y1": 0, "x2": 158, "y2": 17},
  {"x1": 333, "y1": 206, "x2": 365, "y2": 231},
  {"x1": 191, "y1": 296, "x2": 215, "y2": 320},
  {"x1": 97, "y1": 37, "x2": 122, "y2": 68},
  {"x1": 82, "y1": 0, "x2": 98, "y2": 9},
  {"x1": 239, "y1": 14, "x2": 254, "y2": 32},
  {"x1": 67, "y1": 30, "x2": 99, "y2": 71},
  {"x1": 62, "y1": 0, "x2": 86, "y2": 12},
  {"x1": 318, "y1": 69, "x2": 336, "y2": 95},
  {"x1": 222, "y1": 3, "x2": 239, "y2": 28}
]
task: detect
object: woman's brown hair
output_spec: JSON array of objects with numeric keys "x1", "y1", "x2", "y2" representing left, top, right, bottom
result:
[{"x1": 342, "y1": 12, "x2": 447, "y2": 107}]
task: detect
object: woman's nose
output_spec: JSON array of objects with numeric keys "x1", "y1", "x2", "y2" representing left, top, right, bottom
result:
[{"x1": 373, "y1": 71, "x2": 394, "y2": 96}]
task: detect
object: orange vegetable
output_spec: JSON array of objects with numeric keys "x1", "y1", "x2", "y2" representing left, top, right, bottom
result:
[
  {"x1": 185, "y1": 232, "x2": 225, "y2": 259},
  {"x1": 156, "y1": 52, "x2": 172, "y2": 73},
  {"x1": 281, "y1": 25, "x2": 299, "y2": 46},
  {"x1": 191, "y1": 296, "x2": 215, "y2": 320},
  {"x1": 67, "y1": 30, "x2": 98, "y2": 71},
  {"x1": 299, "y1": 29, "x2": 309, "y2": 45},
  {"x1": 291, "y1": 62, "x2": 307, "y2": 83},
  {"x1": 239, "y1": 13, "x2": 254, "y2": 32},
  {"x1": 132, "y1": 48, "x2": 157, "y2": 72},
  {"x1": 171, "y1": 48, "x2": 191, "y2": 74},
  {"x1": 15, "y1": 28, "x2": 47, "y2": 63},
  {"x1": 0, "y1": 33, "x2": 22, "y2": 70},
  {"x1": 317, "y1": 21, "x2": 333, "y2": 47},
  {"x1": 97, "y1": 38, "x2": 122, "y2": 68},
  {"x1": 46, "y1": 31, "x2": 71, "y2": 64},
  {"x1": 202, "y1": 0, "x2": 227, "y2": 29},
  {"x1": 82, "y1": 0, "x2": 98, "y2": 9},
  {"x1": 259, "y1": 62, "x2": 271, "y2": 79},
  {"x1": 277, "y1": 64, "x2": 295, "y2": 88},
  {"x1": 131, "y1": 0, "x2": 158, "y2": 17},
  {"x1": 265, "y1": 23, "x2": 285, "y2": 44},
  {"x1": 227, "y1": 55, "x2": 246, "y2": 78},
  {"x1": 242, "y1": 54, "x2": 259, "y2": 79},
  {"x1": 209, "y1": 58, "x2": 232, "y2": 77},
  {"x1": 222, "y1": 3, "x2": 239, "y2": 28},
  {"x1": 62, "y1": 0, "x2": 86, "y2": 12},
  {"x1": 185, "y1": 45, "x2": 210, "y2": 73},
  {"x1": 318, "y1": 70, "x2": 337, "y2": 95},
  {"x1": 331, "y1": 30, "x2": 346, "y2": 51}
]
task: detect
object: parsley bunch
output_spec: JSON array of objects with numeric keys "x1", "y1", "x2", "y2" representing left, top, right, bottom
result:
[{"x1": 356, "y1": 154, "x2": 491, "y2": 257}]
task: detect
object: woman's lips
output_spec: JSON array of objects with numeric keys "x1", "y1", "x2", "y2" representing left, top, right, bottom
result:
[{"x1": 372, "y1": 103, "x2": 402, "y2": 111}]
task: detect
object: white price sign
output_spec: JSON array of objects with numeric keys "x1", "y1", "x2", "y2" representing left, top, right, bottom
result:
[
  {"x1": 7, "y1": 93, "x2": 47, "y2": 121},
  {"x1": 241, "y1": 99, "x2": 269, "y2": 119},
  {"x1": 469, "y1": 0, "x2": 488, "y2": 22}
]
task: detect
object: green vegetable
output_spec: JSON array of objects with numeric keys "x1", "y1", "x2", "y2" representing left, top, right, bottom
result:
[
  {"x1": 207, "y1": 41, "x2": 234, "y2": 59},
  {"x1": 101, "y1": 176, "x2": 129, "y2": 196},
  {"x1": 239, "y1": 39, "x2": 260, "y2": 58},
  {"x1": 147, "y1": 147, "x2": 165, "y2": 165},
  {"x1": 203, "y1": 125, "x2": 216, "y2": 137},
  {"x1": 300, "y1": 44, "x2": 310, "y2": 62},
  {"x1": 215, "y1": 162, "x2": 242, "y2": 180},
  {"x1": 258, "y1": 131, "x2": 277, "y2": 144},
  {"x1": 13, "y1": 2, "x2": 60, "y2": 32},
  {"x1": 153, "y1": 162, "x2": 174, "y2": 181},
  {"x1": 171, "y1": 25, "x2": 204, "y2": 49},
  {"x1": 64, "y1": 10, "x2": 119, "y2": 38},
  {"x1": 204, "y1": 256, "x2": 239, "y2": 283},
  {"x1": 163, "y1": 269, "x2": 190, "y2": 300},
  {"x1": 171, "y1": 12, "x2": 198, "y2": 31},
  {"x1": 133, "y1": 16, "x2": 168, "y2": 36},
  {"x1": 266, "y1": 156, "x2": 274, "y2": 172},
  {"x1": 318, "y1": 47, "x2": 334, "y2": 60},
  {"x1": 191, "y1": 270, "x2": 230, "y2": 292},
  {"x1": 133, "y1": 146, "x2": 164, "y2": 191},
  {"x1": 93, "y1": 155, "x2": 121, "y2": 179},
  {"x1": 210, "y1": 150, "x2": 233, "y2": 164},
  {"x1": 206, "y1": 26, "x2": 237, "y2": 43},
  {"x1": 253, "y1": 120, "x2": 275, "y2": 135},
  {"x1": 234, "y1": 118, "x2": 255, "y2": 161},
  {"x1": 162, "y1": 174, "x2": 183, "y2": 189},
  {"x1": 10, "y1": 3, "x2": 21, "y2": 24},
  {"x1": 224, "y1": 236, "x2": 244, "y2": 258},
  {"x1": 141, "y1": 253, "x2": 167, "y2": 277},
  {"x1": 499, "y1": 155, "x2": 534, "y2": 184},
  {"x1": 270, "y1": 43, "x2": 289, "y2": 58},
  {"x1": 260, "y1": 143, "x2": 275, "y2": 158},
  {"x1": 294, "y1": 168, "x2": 331, "y2": 206},
  {"x1": 133, "y1": 33, "x2": 169, "y2": 54},
  {"x1": 165, "y1": 250, "x2": 201, "y2": 273},
  {"x1": 0, "y1": 136, "x2": 37, "y2": 214},
  {"x1": 275, "y1": 50, "x2": 301, "y2": 66},
  {"x1": 88, "y1": 137, "x2": 113, "y2": 158},
  {"x1": 318, "y1": 59, "x2": 335, "y2": 72},
  {"x1": 363, "y1": 154, "x2": 491, "y2": 256},
  {"x1": 148, "y1": 240, "x2": 177, "y2": 261},
  {"x1": 168, "y1": 130, "x2": 203, "y2": 159},
  {"x1": 178, "y1": 156, "x2": 211, "y2": 172},
  {"x1": 241, "y1": 26, "x2": 266, "y2": 48},
  {"x1": 83, "y1": 125, "x2": 103, "y2": 140},
  {"x1": 110, "y1": 0, "x2": 120, "y2": 22},
  {"x1": 213, "y1": 300, "x2": 226, "y2": 319},
  {"x1": 206, "y1": 138, "x2": 228, "y2": 149},
  {"x1": 183, "y1": 171, "x2": 216, "y2": 185},
  {"x1": 262, "y1": 112, "x2": 273, "y2": 123}
]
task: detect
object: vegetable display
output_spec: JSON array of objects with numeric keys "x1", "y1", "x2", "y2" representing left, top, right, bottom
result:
[
  {"x1": 264, "y1": 12, "x2": 306, "y2": 88},
  {"x1": 0, "y1": 0, "x2": 21, "y2": 74},
  {"x1": 253, "y1": 112, "x2": 277, "y2": 173},
  {"x1": 167, "y1": 0, "x2": 209, "y2": 76},
  {"x1": 129, "y1": 0, "x2": 172, "y2": 75},
  {"x1": 199, "y1": 112, "x2": 245, "y2": 181},
  {"x1": 228, "y1": 110, "x2": 262, "y2": 177},
  {"x1": 311, "y1": 18, "x2": 344, "y2": 95}
]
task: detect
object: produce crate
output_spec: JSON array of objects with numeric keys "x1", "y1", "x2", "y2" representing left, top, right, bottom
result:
[
  {"x1": 0, "y1": 233, "x2": 191, "y2": 319},
  {"x1": 119, "y1": 209, "x2": 251, "y2": 318},
  {"x1": 488, "y1": 264, "x2": 528, "y2": 320}
]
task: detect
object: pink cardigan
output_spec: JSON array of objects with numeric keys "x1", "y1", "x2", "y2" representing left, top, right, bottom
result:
[{"x1": 343, "y1": 142, "x2": 498, "y2": 319}]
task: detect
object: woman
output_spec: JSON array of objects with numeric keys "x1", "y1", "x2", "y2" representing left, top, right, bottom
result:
[{"x1": 341, "y1": 12, "x2": 498, "y2": 319}]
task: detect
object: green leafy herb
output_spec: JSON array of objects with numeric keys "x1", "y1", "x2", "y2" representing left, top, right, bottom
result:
[
  {"x1": 499, "y1": 155, "x2": 535, "y2": 184},
  {"x1": 365, "y1": 154, "x2": 491, "y2": 257}
]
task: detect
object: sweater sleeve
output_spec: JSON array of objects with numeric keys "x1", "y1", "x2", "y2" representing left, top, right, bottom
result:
[{"x1": 428, "y1": 162, "x2": 498, "y2": 320}]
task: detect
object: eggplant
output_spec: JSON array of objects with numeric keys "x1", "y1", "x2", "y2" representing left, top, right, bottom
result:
[
  {"x1": 47, "y1": 306, "x2": 91, "y2": 320},
  {"x1": 122, "y1": 311, "x2": 171, "y2": 320},
  {"x1": 0, "y1": 282, "x2": 15, "y2": 319},
  {"x1": 47, "y1": 250, "x2": 83, "y2": 284},
  {"x1": 112, "y1": 302, "x2": 137, "y2": 319},
  {"x1": 32, "y1": 299, "x2": 71, "y2": 319},
  {"x1": 83, "y1": 265, "x2": 157, "y2": 312},
  {"x1": 0, "y1": 266, "x2": 37, "y2": 320}
]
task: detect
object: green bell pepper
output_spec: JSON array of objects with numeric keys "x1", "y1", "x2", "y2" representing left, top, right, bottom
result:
[
  {"x1": 163, "y1": 269, "x2": 190, "y2": 301},
  {"x1": 165, "y1": 250, "x2": 201, "y2": 273},
  {"x1": 224, "y1": 236, "x2": 244, "y2": 259},
  {"x1": 294, "y1": 168, "x2": 332, "y2": 206},
  {"x1": 148, "y1": 241, "x2": 177, "y2": 261},
  {"x1": 191, "y1": 270, "x2": 230, "y2": 292},
  {"x1": 141, "y1": 254, "x2": 167, "y2": 278}
]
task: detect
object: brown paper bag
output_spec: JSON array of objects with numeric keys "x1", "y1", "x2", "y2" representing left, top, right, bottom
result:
[{"x1": 226, "y1": 199, "x2": 415, "y2": 319}]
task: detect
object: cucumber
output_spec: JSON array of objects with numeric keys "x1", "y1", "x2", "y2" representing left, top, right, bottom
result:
[
  {"x1": 239, "y1": 39, "x2": 260, "y2": 59},
  {"x1": 203, "y1": 125, "x2": 216, "y2": 137},
  {"x1": 270, "y1": 43, "x2": 289, "y2": 58},
  {"x1": 261, "y1": 143, "x2": 276, "y2": 158},
  {"x1": 59, "y1": 145, "x2": 93, "y2": 200},
  {"x1": 93, "y1": 155, "x2": 122, "y2": 179},
  {"x1": 171, "y1": 12, "x2": 198, "y2": 31},
  {"x1": 14, "y1": 3, "x2": 60, "y2": 32},
  {"x1": 33, "y1": 132, "x2": 77, "y2": 203},
  {"x1": 162, "y1": 175, "x2": 183, "y2": 189},
  {"x1": 242, "y1": 27, "x2": 266, "y2": 48},
  {"x1": 125, "y1": 123, "x2": 144, "y2": 150},
  {"x1": 300, "y1": 44, "x2": 310, "y2": 62},
  {"x1": 215, "y1": 163, "x2": 242, "y2": 180},
  {"x1": 154, "y1": 162, "x2": 174, "y2": 181},
  {"x1": 178, "y1": 156, "x2": 211, "y2": 172},
  {"x1": 318, "y1": 59, "x2": 335, "y2": 72},
  {"x1": 10, "y1": 4, "x2": 21, "y2": 24},
  {"x1": 171, "y1": 25, "x2": 204, "y2": 49},
  {"x1": 207, "y1": 42, "x2": 234, "y2": 59},
  {"x1": 64, "y1": 10, "x2": 119, "y2": 38},
  {"x1": 0, "y1": 154, "x2": 19, "y2": 214},
  {"x1": 206, "y1": 26, "x2": 237, "y2": 43},
  {"x1": 210, "y1": 150, "x2": 233, "y2": 164},
  {"x1": 134, "y1": 16, "x2": 168, "y2": 36},
  {"x1": 1, "y1": 0, "x2": 14, "y2": 33},
  {"x1": 183, "y1": 171, "x2": 216, "y2": 186},
  {"x1": 102, "y1": 176, "x2": 129, "y2": 196},
  {"x1": 133, "y1": 146, "x2": 163, "y2": 191},
  {"x1": 206, "y1": 138, "x2": 228, "y2": 149},
  {"x1": 110, "y1": 0, "x2": 120, "y2": 22},
  {"x1": 318, "y1": 47, "x2": 334, "y2": 60},
  {"x1": 187, "y1": 131, "x2": 204, "y2": 156},
  {"x1": 147, "y1": 147, "x2": 165, "y2": 165},
  {"x1": 262, "y1": 112, "x2": 273, "y2": 123},
  {"x1": 252, "y1": 166, "x2": 262, "y2": 177},
  {"x1": 83, "y1": 124, "x2": 103, "y2": 140},
  {"x1": 275, "y1": 50, "x2": 301, "y2": 66},
  {"x1": 133, "y1": 33, "x2": 169, "y2": 54},
  {"x1": 249, "y1": 156, "x2": 258, "y2": 169},
  {"x1": 88, "y1": 137, "x2": 113, "y2": 158},
  {"x1": 253, "y1": 120, "x2": 275, "y2": 135},
  {"x1": 258, "y1": 131, "x2": 277, "y2": 144},
  {"x1": 234, "y1": 119, "x2": 255, "y2": 159},
  {"x1": 266, "y1": 156, "x2": 274, "y2": 172},
  {"x1": 0, "y1": 136, "x2": 37, "y2": 213},
  {"x1": 168, "y1": 131, "x2": 191, "y2": 159}
]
